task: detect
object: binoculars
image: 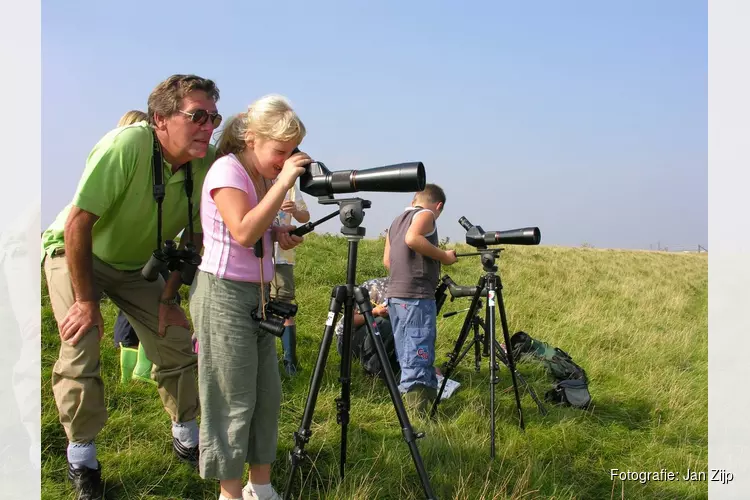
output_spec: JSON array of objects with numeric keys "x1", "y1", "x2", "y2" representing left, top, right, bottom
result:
[
  {"x1": 251, "y1": 300, "x2": 299, "y2": 337},
  {"x1": 142, "y1": 240, "x2": 202, "y2": 285}
]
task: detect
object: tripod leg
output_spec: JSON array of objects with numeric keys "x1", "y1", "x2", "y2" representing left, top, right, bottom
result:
[
  {"x1": 452, "y1": 335, "x2": 478, "y2": 373},
  {"x1": 483, "y1": 297, "x2": 490, "y2": 358},
  {"x1": 495, "y1": 341, "x2": 548, "y2": 416},
  {"x1": 430, "y1": 278, "x2": 485, "y2": 419},
  {"x1": 353, "y1": 287, "x2": 437, "y2": 500},
  {"x1": 473, "y1": 319, "x2": 482, "y2": 373},
  {"x1": 492, "y1": 279, "x2": 525, "y2": 432},
  {"x1": 433, "y1": 329, "x2": 476, "y2": 399},
  {"x1": 336, "y1": 292, "x2": 355, "y2": 480},
  {"x1": 284, "y1": 285, "x2": 347, "y2": 500},
  {"x1": 486, "y1": 276, "x2": 497, "y2": 459}
]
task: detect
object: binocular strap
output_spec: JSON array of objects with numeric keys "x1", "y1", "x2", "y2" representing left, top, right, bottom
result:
[{"x1": 149, "y1": 128, "x2": 196, "y2": 251}]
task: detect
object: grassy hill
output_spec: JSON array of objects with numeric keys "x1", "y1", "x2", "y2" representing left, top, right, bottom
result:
[{"x1": 41, "y1": 234, "x2": 708, "y2": 499}]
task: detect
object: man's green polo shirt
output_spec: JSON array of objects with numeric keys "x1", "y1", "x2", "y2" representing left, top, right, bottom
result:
[{"x1": 42, "y1": 122, "x2": 216, "y2": 271}]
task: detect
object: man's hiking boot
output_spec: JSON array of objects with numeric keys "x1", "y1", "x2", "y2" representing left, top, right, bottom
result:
[{"x1": 67, "y1": 461, "x2": 104, "y2": 500}]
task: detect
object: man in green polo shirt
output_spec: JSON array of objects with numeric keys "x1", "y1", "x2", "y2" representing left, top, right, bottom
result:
[{"x1": 41, "y1": 74, "x2": 222, "y2": 500}]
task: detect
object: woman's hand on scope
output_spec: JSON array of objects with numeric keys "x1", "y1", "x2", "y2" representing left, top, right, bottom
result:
[{"x1": 277, "y1": 150, "x2": 312, "y2": 190}]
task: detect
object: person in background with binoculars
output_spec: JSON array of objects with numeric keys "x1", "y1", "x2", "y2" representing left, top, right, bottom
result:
[
  {"x1": 270, "y1": 183, "x2": 309, "y2": 377},
  {"x1": 188, "y1": 96, "x2": 310, "y2": 500},
  {"x1": 40, "y1": 74, "x2": 222, "y2": 500}
]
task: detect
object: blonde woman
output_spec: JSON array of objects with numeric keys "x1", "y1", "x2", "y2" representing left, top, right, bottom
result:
[
  {"x1": 189, "y1": 96, "x2": 311, "y2": 500},
  {"x1": 117, "y1": 109, "x2": 148, "y2": 127}
]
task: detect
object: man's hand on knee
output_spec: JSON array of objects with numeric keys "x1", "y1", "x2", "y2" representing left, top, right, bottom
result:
[
  {"x1": 60, "y1": 300, "x2": 104, "y2": 346},
  {"x1": 158, "y1": 302, "x2": 191, "y2": 336}
]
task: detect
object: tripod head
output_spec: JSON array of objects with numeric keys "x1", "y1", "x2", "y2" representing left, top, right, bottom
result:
[
  {"x1": 456, "y1": 248, "x2": 503, "y2": 273},
  {"x1": 291, "y1": 196, "x2": 372, "y2": 239}
]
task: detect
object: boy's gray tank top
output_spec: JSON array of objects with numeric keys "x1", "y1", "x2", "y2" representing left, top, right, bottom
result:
[{"x1": 386, "y1": 207, "x2": 441, "y2": 299}]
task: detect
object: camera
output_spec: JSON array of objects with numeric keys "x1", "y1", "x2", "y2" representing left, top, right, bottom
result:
[
  {"x1": 458, "y1": 216, "x2": 541, "y2": 249},
  {"x1": 292, "y1": 148, "x2": 426, "y2": 197},
  {"x1": 142, "y1": 239, "x2": 202, "y2": 285},
  {"x1": 251, "y1": 300, "x2": 298, "y2": 337}
]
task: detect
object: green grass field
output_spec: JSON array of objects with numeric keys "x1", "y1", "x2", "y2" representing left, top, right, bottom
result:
[{"x1": 41, "y1": 234, "x2": 708, "y2": 499}]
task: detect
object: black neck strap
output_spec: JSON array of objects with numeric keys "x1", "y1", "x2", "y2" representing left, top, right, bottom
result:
[{"x1": 151, "y1": 129, "x2": 195, "y2": 249}]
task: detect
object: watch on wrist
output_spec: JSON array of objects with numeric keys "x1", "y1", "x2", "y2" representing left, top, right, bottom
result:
[{"x1": 159, "y1": 297, "x2": 180, "y2": 306}]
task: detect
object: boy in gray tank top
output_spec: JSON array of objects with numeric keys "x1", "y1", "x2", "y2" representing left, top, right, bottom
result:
[{"x1": 384, "y1": 184, "x2": 457, "y2": 414}]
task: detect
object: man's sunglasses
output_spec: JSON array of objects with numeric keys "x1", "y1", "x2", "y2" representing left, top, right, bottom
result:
[{"x1": 179, "y1": 109, "x2": 223, "y2": 128}]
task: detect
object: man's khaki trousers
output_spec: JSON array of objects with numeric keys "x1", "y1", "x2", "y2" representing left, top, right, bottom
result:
[{"x1": 44, "y1": 252, "x2": 198, "y2": 443}]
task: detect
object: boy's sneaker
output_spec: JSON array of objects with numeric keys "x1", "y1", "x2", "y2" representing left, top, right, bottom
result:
[
  {"x1": 67, "y1": 461, "x2": 104, "y2": 500},
  {"x1": 172, "y1": 437, "x2": 199, "y2": 467},
  {"x1": 242, "y1": 483, "x2": 282, "y2": 500}
]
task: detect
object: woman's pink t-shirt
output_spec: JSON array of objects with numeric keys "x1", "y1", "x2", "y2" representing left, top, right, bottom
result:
[{"x1": 198, "y1": 153, "x2": 275, "y2": 283}]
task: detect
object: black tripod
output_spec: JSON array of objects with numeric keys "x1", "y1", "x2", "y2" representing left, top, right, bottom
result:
[
  {"x1": 430, "y1": 249, "x2": 544, "y2": 458},
  {"x1": 283, "y1": 197, "x2": 436, "y2": 500},
  {"x1": 437, "y1": 283, "x2": 547, "y2": 417}
]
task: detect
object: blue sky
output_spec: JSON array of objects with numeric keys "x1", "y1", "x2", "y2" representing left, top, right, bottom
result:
[{"x1": 42, "y1": 0, "x2": 706, "y2": 250}]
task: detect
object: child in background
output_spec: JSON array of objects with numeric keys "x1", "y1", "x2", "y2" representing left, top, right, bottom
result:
[
  {"x1": 111, "y1": 109, "x2": 159, "y2": 385},
  {"x1": 271, "y1": 185, "x2": 309, "y2": 376},
  {"x1": 384, "y1": 184, "x2": 457, "y2": 414}
]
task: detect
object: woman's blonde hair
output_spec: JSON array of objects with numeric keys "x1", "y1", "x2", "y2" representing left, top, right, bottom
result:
[
  {"x1": 117, "y1": 110, "x2": 148, "y2": 127},
  {"x1": 215, "y1": 94, "x2": 306, "y2": 158}
]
